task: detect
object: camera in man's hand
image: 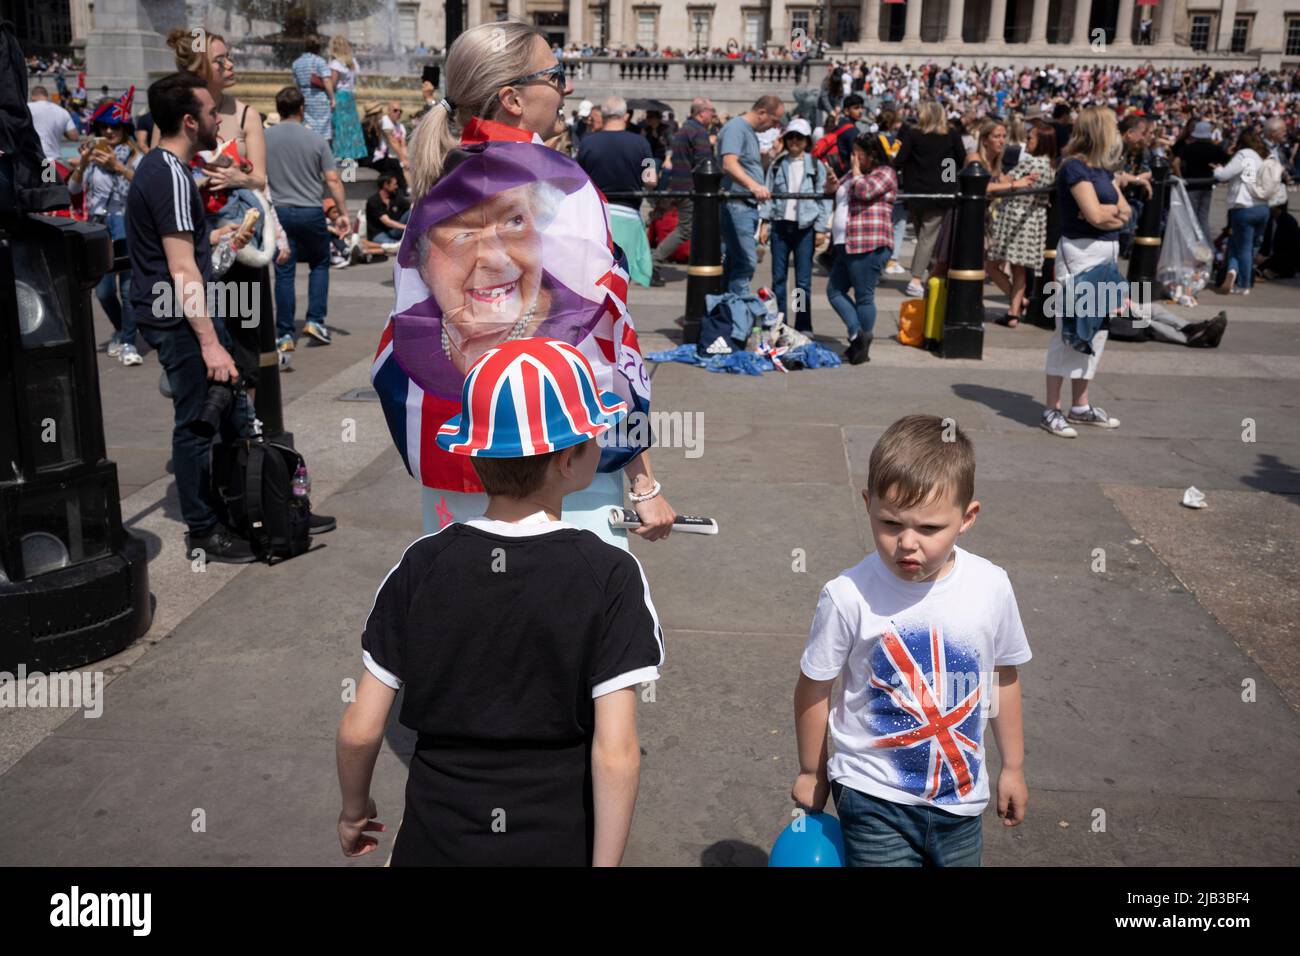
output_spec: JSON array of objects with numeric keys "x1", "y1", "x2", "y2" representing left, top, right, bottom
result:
[{"x1": 186, "y1": 380, "x2": 243, "y2": 439}]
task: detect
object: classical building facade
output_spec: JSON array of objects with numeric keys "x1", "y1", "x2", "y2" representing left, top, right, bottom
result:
[
  {"x1": 30, "y1": 0, "x2": 1300, "y2": 92},
  {"x1": 46, "y1": 0, "x2": 1300, "y2": 68}
]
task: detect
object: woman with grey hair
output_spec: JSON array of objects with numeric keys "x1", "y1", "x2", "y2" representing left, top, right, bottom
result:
[{"x1": 412, "y1": 175, "x2": 573, "y2": 375}]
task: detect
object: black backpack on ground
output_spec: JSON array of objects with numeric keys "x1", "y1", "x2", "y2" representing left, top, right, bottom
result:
[{"x1": 212, "y1": 439, "x2": 312, "y2": 563}]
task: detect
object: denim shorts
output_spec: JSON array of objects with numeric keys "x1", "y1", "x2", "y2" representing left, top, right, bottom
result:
[{"x1": 832, "y1": 780, "x2": 982, "y2": 867}]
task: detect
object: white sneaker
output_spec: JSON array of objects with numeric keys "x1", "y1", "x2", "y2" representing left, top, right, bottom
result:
[
  {"x1": 904, "y1": 279, "x2": 924, "y2": 297},
  {"x1": 119, "y1": 344, "x2": 143, "y2": 366},
  {"x1": 330, "y1": 254, "x2": 350, "y2": 268},
  {"x1": 1066, "y1": 405, "x2": 1121, "y2": 429},
  {"x1": 380, "y1": 241, "x2": 402, "y2": 255},
  {"x1": 106, "y1": 336, "x2": 125, "y2": 357},
  {"x1": 1217, "y1": 268, "x2": 1237, "y2": 293},
  {"x1": 1040, "y1": 408, "x2": 1077, "y2": 438},
  {"x1": 885, "y1": 260, "x2": 906, "y2": 275}
]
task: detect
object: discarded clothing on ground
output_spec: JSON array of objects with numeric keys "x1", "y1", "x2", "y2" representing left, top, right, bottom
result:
[
  {"x1": 698, "y1": 291, "x2": 772, "y2": 354},
  {"x1": 647, "y1": 342, "x2": 842, "y2": 374}
]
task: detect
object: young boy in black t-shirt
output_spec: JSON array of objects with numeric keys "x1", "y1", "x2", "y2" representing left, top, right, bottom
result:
[{"x1": 336, "y1": 338, "x2": 664, "y2": 866}]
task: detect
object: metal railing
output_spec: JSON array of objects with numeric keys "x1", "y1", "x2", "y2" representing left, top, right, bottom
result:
[{"x1": 665, "y1": 156, "x2": 1180, "y2": 360}]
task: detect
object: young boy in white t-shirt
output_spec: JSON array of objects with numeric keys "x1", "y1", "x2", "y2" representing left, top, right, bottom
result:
[{"x1": 792, "y1": 414, "x2": 1030, "y2": 866}]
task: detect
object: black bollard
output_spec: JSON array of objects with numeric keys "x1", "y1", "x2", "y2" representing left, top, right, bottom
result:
[
  {"x1": 1026, "y1": 182, "x2": 1061, "y2": 329},
  {"x1": 942, "y1": 161, "x2": 991, "y2": 359},
  {"x1": 684, "y1": 157, "x2": 723, "y2": 344},
  {"x1": 253, "y1": 291, "x2": 290, "y2": 446},
  {"x1": 1127, "y1": 158, "x2": 1169, "y2": 287}
]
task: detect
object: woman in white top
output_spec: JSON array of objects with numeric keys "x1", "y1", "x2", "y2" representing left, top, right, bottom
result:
[
  {"x1": 1212, "y1": 126, "x2": 1273, "y2": 295},
  {"x1": 369, "y1": 101, "x2": 410, "y2": 193},
  {"x1": 758, "y1": 118, "x2": 832, "y2": 334},
  {"x1": 329, "y1": 36, "x2": 368, "y2": 161}
]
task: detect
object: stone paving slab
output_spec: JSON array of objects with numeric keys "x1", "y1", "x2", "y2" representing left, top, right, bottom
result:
[
  {"x1": 1, "y1": 236, "x2": 1296, "y2": 869},
  {"x1": 1104, "y1": 484, "x2": 1300, "y2": 711}
]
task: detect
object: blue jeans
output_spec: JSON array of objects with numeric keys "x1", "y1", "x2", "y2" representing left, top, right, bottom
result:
[
  {"x1": 891, "y1": 200, "x2": 907, "y2": 256},
  {"x1": 274, "y1": 205, "x2": 331, "y2": 338},
  {"x1": 370, "y1": 206, "x2": 411, "y2": 244},
  {"x1": 94, "y1": 213, "x2": 135, "y2": 344},
  {"x1": 1226, "y1": 204, "x2": 1270, "y2": 289},
  {"x1": 826, "y1": 244, "x2": 890, "y2": 339},
  {"x1": 1187, "y1": 189, "x2": 1213, "y2": 243},
  {"x1": 769, "y1": 220, "x2": 815, "y2": 331},
  {"x1": 832, "y1": 780, "x2": 982, "y2": 867},
  {"x1": 720, "y1": 200, "x2": 759, "y2": 295},
  {"x1": 138, "y1": 316, "x2": 250, "y2": 538}
]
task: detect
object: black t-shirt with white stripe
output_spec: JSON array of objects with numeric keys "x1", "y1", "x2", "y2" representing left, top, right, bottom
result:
[
  {"x1": 125, "y1": 147, "x2": 211, "y2": 328},
  {"x1": 362, "y1": 516, "x2": 664, "y2": 866}
]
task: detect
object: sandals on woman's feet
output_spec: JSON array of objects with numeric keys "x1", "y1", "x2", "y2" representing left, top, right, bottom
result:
[{"x1": 994, "y1": 313, "x2": 1020, "y2": 328}]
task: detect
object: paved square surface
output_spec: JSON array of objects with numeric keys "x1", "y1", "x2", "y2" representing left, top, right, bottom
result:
[{"x1": 1, "y1": 194, "x2": 1297, "y2": 867}]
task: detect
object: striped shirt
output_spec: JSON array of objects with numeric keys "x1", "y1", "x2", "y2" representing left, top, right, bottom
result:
[
  {"x1": 125, "y1": 147, "x2": 212, "y2": 328},
  {"x1": 668, "y1": 117, "x2": 715, "y2": 193},
  {"x1": 292, "y1": 53, "x2": 333, "y2": 142}
]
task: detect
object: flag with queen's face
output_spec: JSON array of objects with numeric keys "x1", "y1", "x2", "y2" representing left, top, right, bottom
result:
[{"x1": 371, "y1": 136, "x2": 651, "y2": 492}]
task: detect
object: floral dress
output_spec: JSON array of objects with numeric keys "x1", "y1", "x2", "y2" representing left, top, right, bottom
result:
[{"x1": 987, "y1": 154, "x2": 1054, "y2": 269}]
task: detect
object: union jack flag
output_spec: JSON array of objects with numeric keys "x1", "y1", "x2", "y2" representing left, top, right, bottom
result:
[
  {"x1": 437, "y1": 339, "x2": 627, "y2": 457},
  {"x1": 89, "y1": 86, "x2": 134, "y2": 127},
  {"x1": 866, "y1": 624, "x2": 984, "y2": 803}
]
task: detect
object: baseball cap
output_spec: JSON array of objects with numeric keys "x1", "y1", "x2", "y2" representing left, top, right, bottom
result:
[{"x1": 783, "y1": 117, "x2": 812, "y2": 139}]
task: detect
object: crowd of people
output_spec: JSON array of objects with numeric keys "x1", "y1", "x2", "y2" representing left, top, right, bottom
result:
[
  {"x1": 541, "y1": 61, "x2": 1295, "y2": 373},
  {"x1": 14, "y1": 16, "x2": 1299, "y2": 868},
  {"x1": 556, "y1": 41, "x2": 829, "y2": 62},
  {"x1": 22, "y1": 34, "x2": 1300, "y2": 561}
]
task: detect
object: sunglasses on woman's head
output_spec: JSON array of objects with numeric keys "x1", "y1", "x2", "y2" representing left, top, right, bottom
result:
[{"x1": 506, "y1": 63, "x2": 566, "y2": 93}]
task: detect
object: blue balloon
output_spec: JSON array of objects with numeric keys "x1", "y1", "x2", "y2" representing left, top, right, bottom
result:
[{"x1": 769, "y1": 812, "x2": 845, "y2": 867}]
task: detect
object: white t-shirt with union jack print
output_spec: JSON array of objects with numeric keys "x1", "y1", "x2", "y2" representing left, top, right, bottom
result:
[{"x1": 801, "y1": 546, "x2": 1031, "y2": 816}]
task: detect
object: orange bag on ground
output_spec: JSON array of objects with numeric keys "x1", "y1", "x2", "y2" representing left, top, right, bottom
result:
[{"x1": 898, "y1": 298, "x2": 925, "y2": 348}]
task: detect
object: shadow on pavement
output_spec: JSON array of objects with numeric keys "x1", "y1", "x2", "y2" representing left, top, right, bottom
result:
[
  {"x1": 950, "y1": 383, "x2": 1041, "y2": 428},
  {"x1": 701, "y1": 839, "x2": 768, "y2": 867},
  {"x1": 1243, "y1": 452, "x2": 1300, "y2": 502}
]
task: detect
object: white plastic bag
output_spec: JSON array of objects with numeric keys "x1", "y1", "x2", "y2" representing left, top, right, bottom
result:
[{"x1": 1157, "y1": 179, "x2": 1213, "y2": 307}]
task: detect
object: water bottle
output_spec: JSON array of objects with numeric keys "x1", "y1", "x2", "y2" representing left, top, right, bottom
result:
[
  {"x1": 291, "y1": 463, "x2": 311, "y2": 498},
  {"x1": 757, "y1": 287, "x2": 779, "y2": 327}
]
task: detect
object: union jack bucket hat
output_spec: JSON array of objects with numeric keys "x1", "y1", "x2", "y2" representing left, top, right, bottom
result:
[
  {"x1": 436, "y1": 338, "x2": 628, "y2": 458},
  {"x1": 89, "y1": 86, "x2": 135, "y2": 127}
]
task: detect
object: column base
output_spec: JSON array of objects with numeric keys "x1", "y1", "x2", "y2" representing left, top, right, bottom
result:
[{"x1": 84, "y1": 29, "x2": 175, "y2": 93}]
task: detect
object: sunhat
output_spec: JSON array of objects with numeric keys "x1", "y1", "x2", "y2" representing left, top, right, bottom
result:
[{"x1": 89, "y1": 86, "x2": 134, "y2": 127}]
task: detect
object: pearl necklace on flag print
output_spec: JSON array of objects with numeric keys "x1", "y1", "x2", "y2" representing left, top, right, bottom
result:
[{"x1": 441, "y1": 304, "x2": 538, "y2": 361}]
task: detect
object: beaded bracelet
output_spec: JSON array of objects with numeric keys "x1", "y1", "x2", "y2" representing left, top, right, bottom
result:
[{"x1": 628, "y1": 480, "x2": 662, "y2": 503}]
